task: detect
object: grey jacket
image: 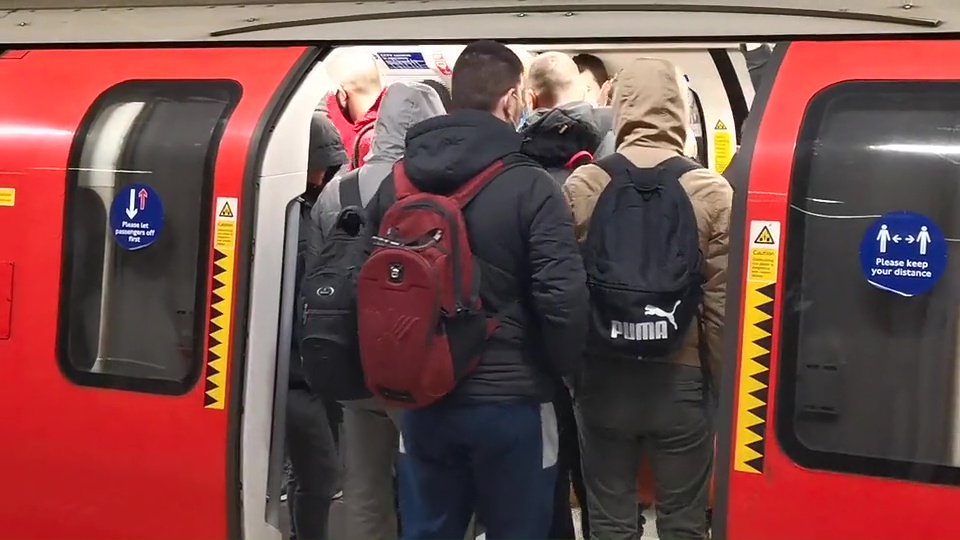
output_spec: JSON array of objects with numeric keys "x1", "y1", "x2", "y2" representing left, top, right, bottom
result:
[{"x1": 310, "y1": 81, "x2": 446, "y2": 238}]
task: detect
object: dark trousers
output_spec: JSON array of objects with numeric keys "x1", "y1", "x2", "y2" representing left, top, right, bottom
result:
[
  {"x1": 577, "y1": 362, "x2": 712, "y2": 540},
  {"x1": 400, "y1": 401, "x2": 558, "y2": 540},
  {"x1": 286, "y1": 388, "x2": 339, "y2": 540},
  {"x1": 550, "y1": 389, "x2": 590, "y2": 540}
]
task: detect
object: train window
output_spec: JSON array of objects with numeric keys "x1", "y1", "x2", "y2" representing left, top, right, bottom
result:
[
  {"x1": 58, "y1": 80, "x2": 241, "y2": 395},
  {"x1": 777, "y1": 81, "x2": 960, "y2": 484}
]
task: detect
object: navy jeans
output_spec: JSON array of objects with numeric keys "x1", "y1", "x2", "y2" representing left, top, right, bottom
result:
[{"x1": 400, "y1": 401, "x2": 558, "y2": 540}]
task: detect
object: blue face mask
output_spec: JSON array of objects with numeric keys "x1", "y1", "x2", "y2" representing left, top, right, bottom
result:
[{"x1": 516, "y1": 109, "x2": 528, "y2": 131}]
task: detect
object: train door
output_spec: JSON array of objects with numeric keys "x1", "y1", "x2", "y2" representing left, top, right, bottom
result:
[
  {"x1": 715, "y1": 40, "x2": 960, "y2": 538},
  {"x1": 0, "y1": 47, "x2": 316, "y2": 539}
]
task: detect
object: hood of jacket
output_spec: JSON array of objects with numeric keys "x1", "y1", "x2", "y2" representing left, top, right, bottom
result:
[
  {"x1": 612, "y1": 57, "x2": 688, "y2": 154},
  {"x1": 367, "y1": 81, "x2": 447, "y2": 164},
  {"x1": 403, "y1": 109, "x2": 523, "y2": 194},
  {"x1": 308, "y1": 110, "x2": 348, "y2": 174},
  {"x1": 519, "y1": 101, "x2": 604, "y2": 170}
]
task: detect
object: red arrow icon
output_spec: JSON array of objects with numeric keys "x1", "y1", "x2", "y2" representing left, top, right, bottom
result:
[{"x1": 138, "y1": 188, "x2": 148, "y2": 210}]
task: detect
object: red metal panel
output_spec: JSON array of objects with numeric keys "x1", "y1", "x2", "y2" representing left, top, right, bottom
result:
[
  {"x1": 0, "y1": 262, "x2": 11, "y2": 339},
  {"x1": 0, "y1": 47, "x2": 308, "y2": 538},
  {"x1": 725, "y1": 40, "x2": 960, "y2": 539}
]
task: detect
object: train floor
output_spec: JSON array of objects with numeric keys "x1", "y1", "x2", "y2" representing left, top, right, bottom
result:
[{"x1": 281, "y1": 499, "x2": 660, "y2": 539}]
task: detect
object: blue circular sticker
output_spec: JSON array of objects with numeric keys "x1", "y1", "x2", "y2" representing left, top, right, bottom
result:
[
  {"x1": 859, "y1": 211, "x2": 948, "y2": 297},
  {"x1": 109, "y1": 184, "x2": 164, "y2": 251}
]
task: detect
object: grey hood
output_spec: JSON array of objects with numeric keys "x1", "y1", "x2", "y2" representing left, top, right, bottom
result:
[
  {"x1": 358, "y1": 81, "x2": 446, "y2": 202},
  {"x1": 367, "y1": 81, "x2": 447, "y2": 165},
  {"x1": 310, "y1": 81, "x2": 445, "y2": 242},
  {"x1": 308, "y1": 110, "x2": 348, "y2": 174}
]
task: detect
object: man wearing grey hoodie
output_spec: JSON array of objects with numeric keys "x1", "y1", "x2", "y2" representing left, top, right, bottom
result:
[{"x1": 309, "y1": 80, "x2": 446, "y2": 539}]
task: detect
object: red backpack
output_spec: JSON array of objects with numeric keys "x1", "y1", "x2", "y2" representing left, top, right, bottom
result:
[{"x1": 356, "y1": 159, "x2": 508, "y2": 408}]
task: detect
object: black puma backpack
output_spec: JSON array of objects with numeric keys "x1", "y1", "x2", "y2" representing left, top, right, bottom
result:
[{"x1": 583, "y1": 153, "x2": 705, "y2": 360}]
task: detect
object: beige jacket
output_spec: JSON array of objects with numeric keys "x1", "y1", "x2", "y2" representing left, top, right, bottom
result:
[{"x1": 562, "y1": 57, "x2": 732, "y2": 378}]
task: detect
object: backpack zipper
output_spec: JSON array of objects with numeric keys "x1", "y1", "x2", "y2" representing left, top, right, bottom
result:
[{"x1": 385, "y1": 200, "x2": 467, "y2": 309}]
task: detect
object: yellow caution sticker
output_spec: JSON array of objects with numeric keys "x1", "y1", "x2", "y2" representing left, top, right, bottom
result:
[
  {"x1": 214, "y1": 197, "x2": 238, "y2": 251},
  {"x1": 754, "y1": 225, "x2": 776, "y2": 245},
  {"x1": 747, "y1": 221, "x2": 780, "y2": 283},
  {"x1": 204, "y1": 196, "x2": 239, "y2": 410},
  {"x1": 0, "y1": 187, "x2": 15, "y2": 207},
  {"x1": 733, "y1": 220, "x2": 782, "y2": 474},
  {"x1": 218, "y1": 200, "x2": 234, "y2": 218},
  {"x1": 713, "y1": 122, "x2": 733, "y2": 174}
]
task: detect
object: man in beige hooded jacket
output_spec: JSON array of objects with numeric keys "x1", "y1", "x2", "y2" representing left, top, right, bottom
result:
[{"x1": 562, "y1": 57, "x2": 731, "y2": 539}]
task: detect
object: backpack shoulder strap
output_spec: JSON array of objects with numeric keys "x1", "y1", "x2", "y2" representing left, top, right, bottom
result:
[
  {"x1": 392, "y1": 154, "x2": 529, "y2": 207},
  {"x1": 657, "y1": 155, "x2": 702, "y2": 181},
  {"x1": 594, "y1": 152, "x2": 660, "y2": 190},
  {"x1": 450, "y1": 160, "x2": 506, "y2": 209},
  {"x1": 593, "y1": 152, "x2": 636, "y2": 180},
  {"x1": 338, "y1": 170, "x2": 363, "y2": 208},
  {"x1": 392, "y1": 160, "x2": 418, "y2": 201},
  {"x1": 451, "y1": 153, "x2": 530, "y2": 209},
  {"x1": 351, "y1": 123, "x2": 376, "y2": 169},
  {"x1": 595, "y1": 153, "x2": 702, "y2": 189}
]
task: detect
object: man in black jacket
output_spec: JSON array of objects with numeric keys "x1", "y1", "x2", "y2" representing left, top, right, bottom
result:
[
  {"x1": 364, "y1": 40, "x2": 590, "y2": 540},
  {"x1": 285, "y1": 111, "x2": 347, "y2": 540}
]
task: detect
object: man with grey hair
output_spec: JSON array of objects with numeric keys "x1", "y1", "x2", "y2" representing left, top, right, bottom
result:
[
  {"x1": 520, "y1": 51, "x2": 614, "y2": 183},
  {"x1": 321, "y1": 47, "x2": 386, "y2": 170}
]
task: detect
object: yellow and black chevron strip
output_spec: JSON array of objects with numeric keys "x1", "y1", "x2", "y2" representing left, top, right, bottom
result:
[
  {"x1": 733, "y1": 281, "x2": 776, "y2": 474},
  {"x1": 204, "y1": 199, "x2": 237, "y2": 409}
]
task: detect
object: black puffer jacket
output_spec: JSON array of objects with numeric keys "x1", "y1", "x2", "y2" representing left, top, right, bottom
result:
[
  {"x1": 520, "y1": 101, "x2": 610, "y2": 184},
  {"x1": 366, "y1": 109, "x2": 590, "y2": 403}
]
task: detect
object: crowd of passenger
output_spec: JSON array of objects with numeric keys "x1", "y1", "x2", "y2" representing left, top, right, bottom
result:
[{"x1": 281, "y1": 40, "x2": 771, "y2": 540}]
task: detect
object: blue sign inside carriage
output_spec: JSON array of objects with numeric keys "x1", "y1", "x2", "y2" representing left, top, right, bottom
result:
[
  {"x1": 859, "y1": 211, "x2": 947, "y2": 297},
  {"x1": 377, "y1": 51, "x2": 430, "y2": 70}
]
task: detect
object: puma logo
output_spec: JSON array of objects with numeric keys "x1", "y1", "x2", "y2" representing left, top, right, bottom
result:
[{"x1": 643, "y1": 300, "x2": 681, "y2": 330}]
